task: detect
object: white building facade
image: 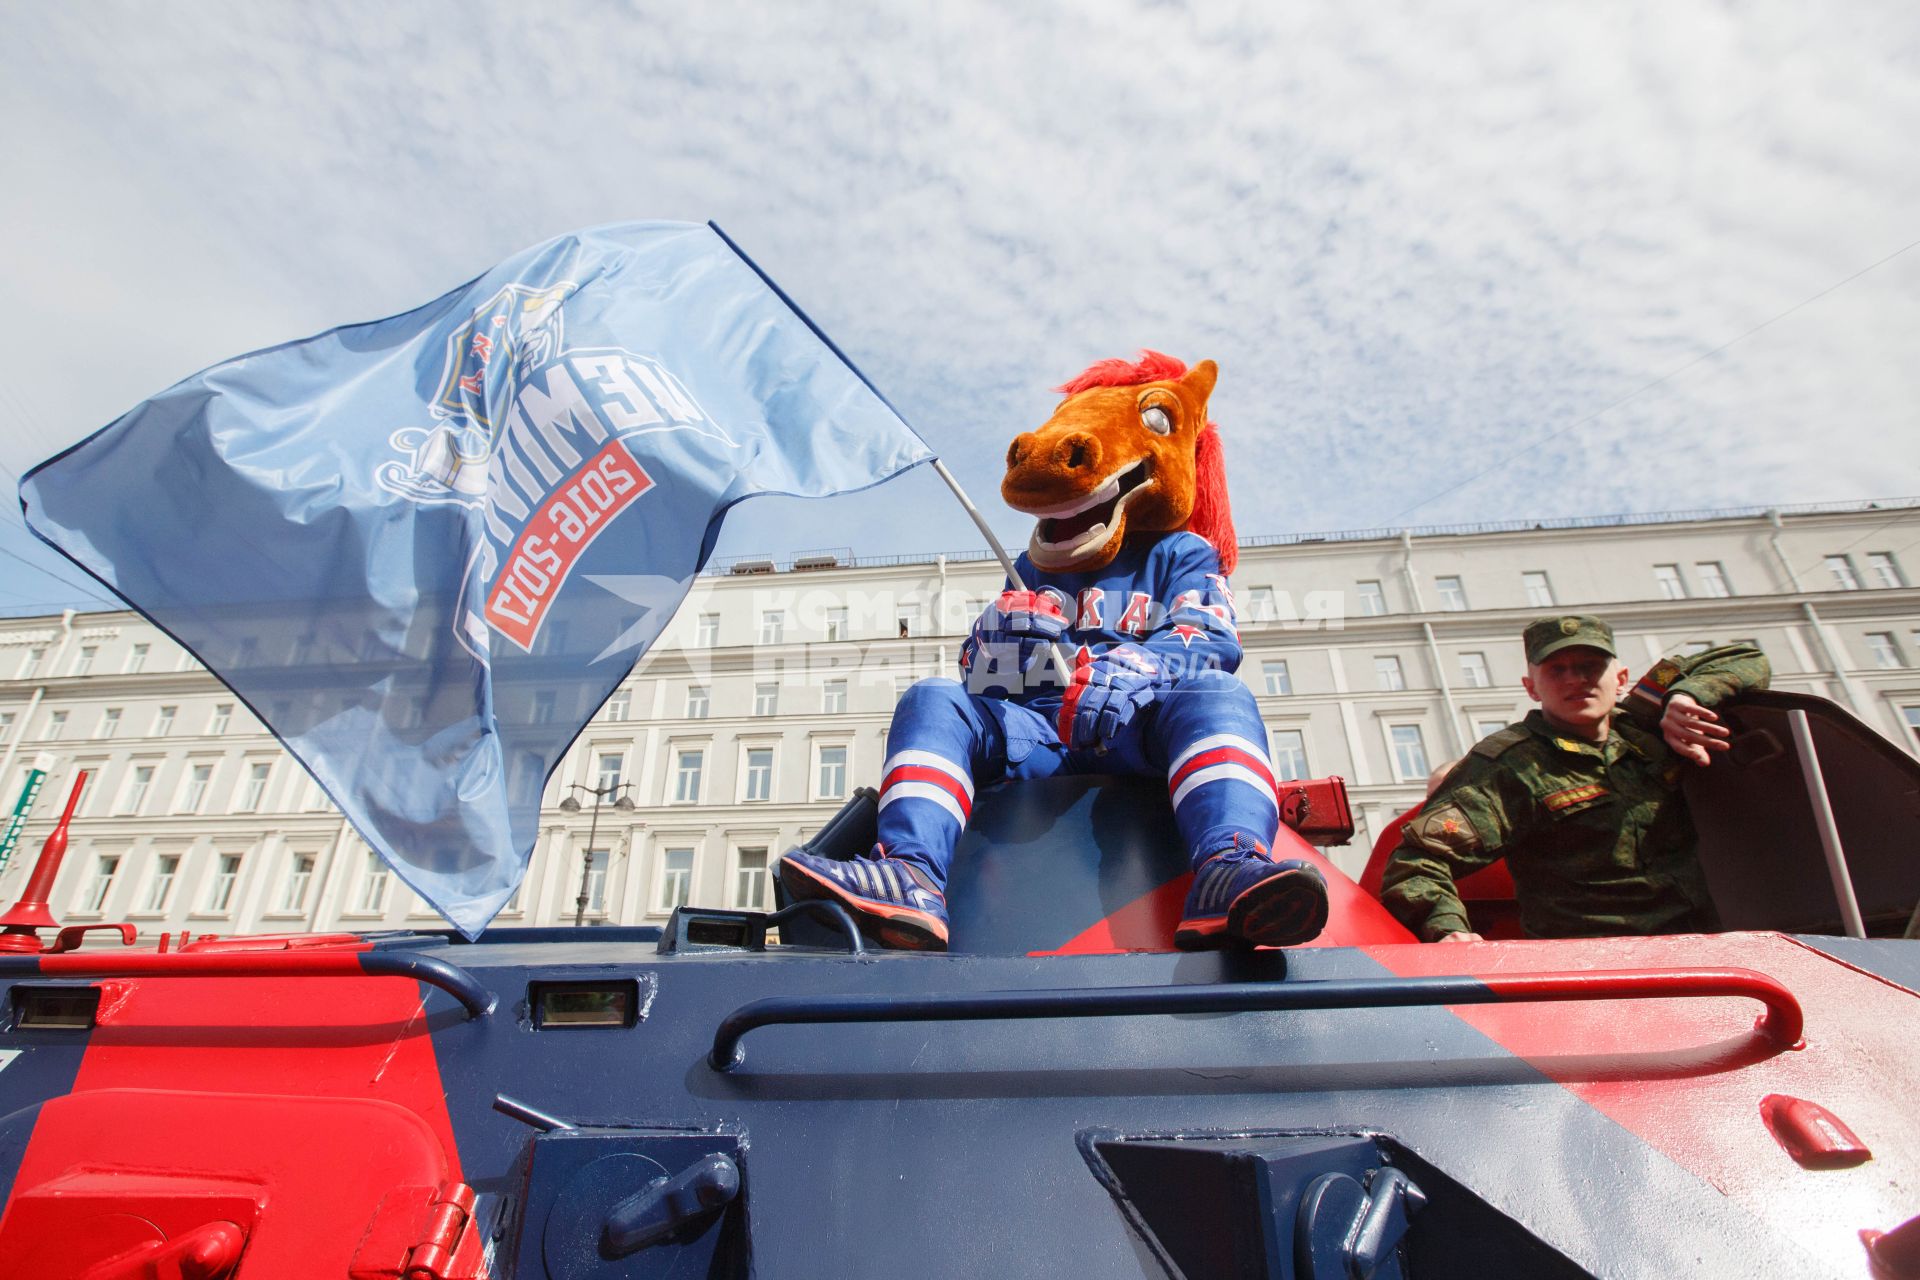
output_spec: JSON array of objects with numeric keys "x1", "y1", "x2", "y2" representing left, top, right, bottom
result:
[{"x1": 3, "y1": 499, "x2": 1918, "y2": 941}]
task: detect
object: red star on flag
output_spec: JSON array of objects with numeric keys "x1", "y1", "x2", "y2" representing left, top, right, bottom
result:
[{"x1": 1168, "y1": 624, "x2": 1205, "y2": 648}]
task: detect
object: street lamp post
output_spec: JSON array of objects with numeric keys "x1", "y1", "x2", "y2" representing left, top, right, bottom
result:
[{"x1": 558, "y1": 781, "x2": 635, "y2": 927}]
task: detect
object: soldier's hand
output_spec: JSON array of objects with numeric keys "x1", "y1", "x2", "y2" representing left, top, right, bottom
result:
[
  {"x1": 1438, "y1": 930, "x2": 1485, "y2": 943},
  {"x1": 1661, "y1": 693, "x2": 1730, "y2": 766}
]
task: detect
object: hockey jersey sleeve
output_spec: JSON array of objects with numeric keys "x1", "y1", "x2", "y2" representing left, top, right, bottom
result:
[{"x1": 1136, "y1": 533, "x2": 1243, "y2": 678}]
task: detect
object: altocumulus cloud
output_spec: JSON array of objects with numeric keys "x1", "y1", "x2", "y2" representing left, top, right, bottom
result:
[{"x1": 0, "y1": 0, "x2": 1916, "y2": 606}]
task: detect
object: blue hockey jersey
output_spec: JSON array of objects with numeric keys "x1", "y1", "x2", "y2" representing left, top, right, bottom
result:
[{"x1": 959, "y1": 532, "x2": 1241, "y2": 701}]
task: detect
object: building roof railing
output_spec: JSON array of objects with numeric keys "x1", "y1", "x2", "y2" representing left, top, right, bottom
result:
[
  {"x1": 4, "y1": 496, "x2": 1915, "y2": 619},
  {"x1": 699, "y1": 495, "x2": 1920, "y2": 577}
]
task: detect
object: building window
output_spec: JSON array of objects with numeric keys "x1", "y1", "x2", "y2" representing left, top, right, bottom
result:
[
  {"x1": 71, "y1": 644, "x2": 97, "y2": 677},
  {"x1": 1653, "y1": 564, "x2": 1687, "y2": 600},
  {"x1": 281, "y1": 852, "x2": 316, "y2": 912},
  {"x1": 120, "y1": 766, "x2": 154, "y2": 815},
  {"x1": 531, "y1": 691, "x2": 556, "y2": 725},
  {"x1": 695, "y1": 613, "x2": 720, "y2": 647},
  {"x1": 604, "y1": 689, "x2": 631, "y2": 721},
  {"x1": 577, "y1": 848, "x2": 609, "y2": 916},
  {"x1": 240, "y1": 761, "x2": 272, "y2": 811},
  {"x1": 180, "y1": 763, "x2": 213, "y2": 814},
  {"x1": 205, "y1": 854, "x2": 242, "y2": 913},
  {"x1": 1826, "y1": 555, "x2": 1861, "y2": 590},
  {"x1": 154, "y1": 705, "x2": 176, "y2": 737},
  {"x1": 1355, "y1": 581, "x2": 1386, "y2": 617},
  {"x1": 1435, "y1": 576, "x2": 1467, "y2": 612},
  {"x1": 124, "y1": 643, "x2": 149, "y2": 674},
  {"x1": 1904, "y1": 706, "x2": 1920, "y2": 751},
  {"x1": 822, "y1": 680, "x2": 848, "y2": 714},
  {"x1": 1695, "y1": 562, "x2": 1732, "y2": 598},
  {"x1": 817, "y1": 745, "x2": 848, "y2": 800},
  {"x1": 759, "y1": 611, "x2": 785, "y2": 645},
  {"x1": 0, "y1": 712, "x2": 11, "y2": 744},
  {"x1": 209, "y1": 703, "x2": 232, "y2": 735},
  {"x1": 1390, "y1": 725, "x2": 1431, "y2": 782},
  {"x1": 1262, "y1": 660, "x2": 1292, "y2": 695},
  {"x1": 356, "y1": 850, "x2": 391, "y2": 913},
  {"x1": 753, "y1": 683, "x2": 778, "y2": 717},
  {"x1": 743, "y1": 747, "x2": 773, "y2": 802},
  {"x1": 1522, "y1": 571, "x2": 1554, "y2": 608},
  {"x1": 1244, "y1": 586, "x2": 1277, "y2": 623},
  {"x1": 734, "y1": 847, "x2": 770, "y2": 910},
  {"x1": 1374, "y1": 656, "x2": 1406, "y2": 692},
  {"x1": 1865, "y1": 552, "x2": 1904, "y2": 589},
  {"x1": 824, "y1": 607, "x2": 849, "y2": 642},
  {"x1": 19, "y1": 647, "x2": 46, "y2": 679},
  {"x1": 673, "y1": 750, "x2": 704, "y2": 804},
  {"x1": 685, "y1": 685, "x2": 710, "y2": 719},
  {"x1": 46, "y1": 710, "x2": 67, "y2": 741},
  {"x1": 1680, "y1": 640, "x2": 1712, "y2": 656},
  {"x1": 596, "y1": 752, "x2": 624, "y2": 793},
  {"x1": 98, "y1": 708, "x2": 122, "y2": 739},
  {"x1": 1866, "y1": 633, "x2": 1903, "y2": 669},
  {"x1": 1270, "y1": 729, "x2": 1308, "y2": 782},
  {"x1": 1459, "y1": 652, "x2": 1490, "y2": 688},
  {"x1": 658, "y1": 847, "x2": 694, "y2": 912},
  {"x1": 1474, "y1": 717, "x2": 1509, "y2": 741},
  {"x1": 79, "y1": 855, "x2": 120, "y2": 913},
  {"x1": 144, "y1": 854, "x2": 180, "y2": 912}
]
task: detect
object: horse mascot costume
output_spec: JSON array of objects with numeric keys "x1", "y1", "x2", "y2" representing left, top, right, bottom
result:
[{"x1": 780, "y1": 352, "x2": 1329, "y2": 951}]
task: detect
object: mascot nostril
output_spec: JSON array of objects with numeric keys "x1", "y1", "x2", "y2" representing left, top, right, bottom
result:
[
  {"x1": 1058, "y1": 435, "x2": 1099, "y2": 473},
  {"x1": 782, "y1": 348, "x2": 1330, "y2": 957}
]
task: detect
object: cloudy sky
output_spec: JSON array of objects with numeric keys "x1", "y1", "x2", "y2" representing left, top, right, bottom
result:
[{"x1": 2, "y1": 0, "x2": 1916, "y2": 614}]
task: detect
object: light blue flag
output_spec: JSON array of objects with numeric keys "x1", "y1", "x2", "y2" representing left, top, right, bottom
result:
[{"x1": 22, "y1": 221, "x2": 934, "y2": 936}]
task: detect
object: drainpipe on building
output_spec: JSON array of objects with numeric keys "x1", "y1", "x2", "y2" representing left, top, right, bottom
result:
[
  {"x1": 0, "y1": 610, "x2": 76, "y2": 808},
  {"x1": 936, "y1": 554, "x2": 949, "y2": 634},
  {"x1": 1767, "y1": 510, "x2": 1865, "y2": 714},
  {"x1": 305, "y1": 817, "x2": 357, "y2": 933},
  {"x1": 1402, "y1": 531, "x2": 1466, "y2": 757}
]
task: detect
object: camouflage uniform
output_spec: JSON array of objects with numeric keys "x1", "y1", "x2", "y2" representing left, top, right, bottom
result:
[{"x1": 1380, "y1": 640, "x2": 1770, "y2": 942}]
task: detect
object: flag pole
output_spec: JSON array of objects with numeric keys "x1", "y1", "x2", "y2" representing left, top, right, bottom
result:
[
  {"x1": 705, "y1": 224, "x2": 1076, "y2": 691},
  {"x1": 930, "y1": 459, "x2": 1076, "y2": 687}
]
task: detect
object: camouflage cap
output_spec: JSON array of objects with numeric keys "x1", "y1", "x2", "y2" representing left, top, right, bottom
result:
[{"x1": 1524, "y1": 615, "x2": 1616, "y2": 664}]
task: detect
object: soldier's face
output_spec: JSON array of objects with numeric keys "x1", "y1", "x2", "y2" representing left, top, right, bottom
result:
[{"x1": 1523, "y1": 647, "x2": 1628, "y2": 733}]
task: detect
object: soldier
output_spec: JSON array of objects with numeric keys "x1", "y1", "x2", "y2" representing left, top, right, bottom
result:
[{"x1": 1379, "y1": 615, "x2": 1769, "y2": 943}]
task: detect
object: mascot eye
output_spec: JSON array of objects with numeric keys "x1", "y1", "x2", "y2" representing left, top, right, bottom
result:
[{"x1": 1140, "y1": 405, "x2": 1173, "y2": 435}]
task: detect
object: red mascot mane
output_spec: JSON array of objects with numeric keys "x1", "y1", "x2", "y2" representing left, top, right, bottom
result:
[{"x1": 1054, "y1": 350, "x2": 1238, "y2": 575}]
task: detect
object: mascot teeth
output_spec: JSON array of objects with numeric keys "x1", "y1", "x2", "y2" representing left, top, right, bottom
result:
[{"x1": 1034, "y1": 461, "x2": 1149, "y2": 556}]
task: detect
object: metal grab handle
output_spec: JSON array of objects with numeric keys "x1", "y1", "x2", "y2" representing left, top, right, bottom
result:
[
  {"x1": 0, "y1": 947, "x2": 496, "y2": 1019},
  {"x1": 707, "y1": 966, "x2": 1803, "y2": 1071},
  {"x1": 767, "y1": 899, "x2": 866, "y2": 954}
]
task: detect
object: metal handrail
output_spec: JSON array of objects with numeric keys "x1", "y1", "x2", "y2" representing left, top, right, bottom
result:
[
  {"x1": 767, "y1": 899, "x2": 866, "y2": 955},
  {"x1": 707, "y1": 966, "x2": 1802, "y2": 1071},
  {"x1": 0, "y1": 946, "x2": 496, "y2": 1019}
]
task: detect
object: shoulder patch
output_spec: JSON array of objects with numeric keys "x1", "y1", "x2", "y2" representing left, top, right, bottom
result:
[
  {"x1": 1410, "y1": 802, "x2": 1482, "y2": 856},
  {"x1": 1629, "y1": 657, "x2": 1685, "y2": 708},
  {"x1": 1470, "y1": 725, "x2": 1529, "y2": 759},
  {"x1": 1543, "y1": 782, "x2": 1609, "y2": 812}
]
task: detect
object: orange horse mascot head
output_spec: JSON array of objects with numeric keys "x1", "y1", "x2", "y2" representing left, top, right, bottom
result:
[{"x1": 1001, "y1": 350, "x2": 1237, "y2": 576}]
